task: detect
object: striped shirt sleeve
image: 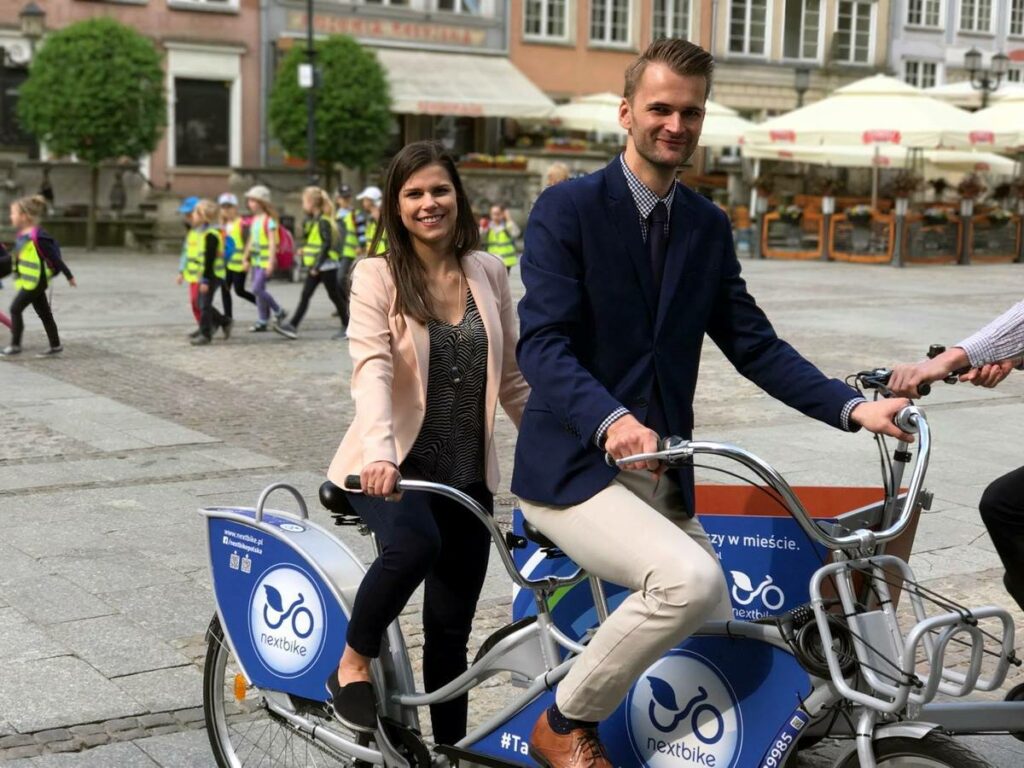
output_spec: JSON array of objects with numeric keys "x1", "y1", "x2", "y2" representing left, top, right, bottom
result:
[
  {"x1": 955, "y1": 299, "x2": 1024, "y2": 367},
  {"x1": 594, "y1": 407, "x2": 631, "y2": 447}
]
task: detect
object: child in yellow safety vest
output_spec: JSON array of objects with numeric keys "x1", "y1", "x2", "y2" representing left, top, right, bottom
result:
[
  {"x1": 1, "y1": 195, "x2": 76, "y2": 357},
  {"x1": 175, "y1": 196, "x2": 203, "y2": 334},
  {"x1": 218, "y1": 192, "x2": 257, "y2": 328},
  {"x1": 190, "y1": 199, "x2": 231, "y2": 346},
  {"x1": 242, "y1": 185, "x2": 295, "y2": 339},
  {"x1": 333, "y1": 184, "x2": 360, "y2": 336},
  {"x1": 287, "y1": 186, "x2": 346, "y2": 338},
  {"x1": 481, "y1": 203, "x2": 521, "y2": 274}
]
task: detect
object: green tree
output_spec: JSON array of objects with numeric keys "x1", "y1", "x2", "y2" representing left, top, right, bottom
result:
[
  {"x1": 269, "y1": 36, "x2": 392, "y2": 183},
  {"x1": 19, "y1": 18, "x2": 165, "y2": 251}
]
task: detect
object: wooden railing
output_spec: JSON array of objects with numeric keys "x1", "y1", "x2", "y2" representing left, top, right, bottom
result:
[
  {"x1": 761, "y1": 211, "x2": 825, "y2": 260},
  {"x1": 829, "y1": 213, "x2": 895, "y2": 264}
]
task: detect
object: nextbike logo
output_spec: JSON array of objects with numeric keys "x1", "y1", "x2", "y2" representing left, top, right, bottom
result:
[
  {"x1": 626, "y1": 650, "x2": 741, "y2": 768},
  {"x1": 729, "y1": 570, "x2": 785, "y2": 620},
  {"x1": 249, "y1": 565, "x2": 326, "y2": 677}
]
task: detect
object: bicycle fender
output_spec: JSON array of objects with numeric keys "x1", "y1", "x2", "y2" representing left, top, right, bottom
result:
[{"x1": 871, "y1": 721, "x2": 942, "y2": 741}]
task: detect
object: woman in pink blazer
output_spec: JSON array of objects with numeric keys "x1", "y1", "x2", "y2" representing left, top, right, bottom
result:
[{"x1": 325, "y1": 141, "x2": 529, "y2": 742}]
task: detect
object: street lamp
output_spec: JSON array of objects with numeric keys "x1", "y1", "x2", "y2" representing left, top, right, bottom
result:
[
  {"x1": 965, "y1": 47, "x2": 1009, "y2": 109},
  {"x1": 304, "y1": 0, "x2": 317, "y2": 184},
  {"x1": 794, "y1": 67, "x2": 811, "y2": 108},
  {"x1": 19, "y1": 2, "x2": 46, "y2": 57}
]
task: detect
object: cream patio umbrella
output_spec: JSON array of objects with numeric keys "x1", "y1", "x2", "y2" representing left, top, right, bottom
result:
[
  {"x1": 744, "y1": 74, "x2": 978, "y2": 148},
  {"x1": 925, "y1": 81, "x2": 1024, "y2": 110},
  {"x1": 550, "y1": 92, "x2": 623, "y2": 134},
  {"x1": 962, "y1": 94, "x2": 1024, "y2": 151},
  {"x1": 741, "y1": 143, "x2": 1016, "y2": 176},
  {"x1": 744, "y1": 75, "x2": 983, "y2": 205},
  {"x1": 550, "y1": 92, "x2": 755, "y2": 147}
]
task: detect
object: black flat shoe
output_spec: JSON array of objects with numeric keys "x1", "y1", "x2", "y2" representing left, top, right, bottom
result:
[{"x1": 325, "y1": 670, "x2": 377, "y2": 733}]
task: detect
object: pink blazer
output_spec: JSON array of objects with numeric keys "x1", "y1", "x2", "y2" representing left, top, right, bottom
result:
[{"x1": 328, "y1": 250, "x2": 530, "y2": 493}]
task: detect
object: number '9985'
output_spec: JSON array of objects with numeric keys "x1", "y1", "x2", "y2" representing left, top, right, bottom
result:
[{"x1": 760, "y1": 731, "x2": 794, "y2": 768}]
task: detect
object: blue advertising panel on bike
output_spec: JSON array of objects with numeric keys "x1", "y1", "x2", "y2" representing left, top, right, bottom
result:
[
  {"x1": 468, "y1": 636, "x2": 812, "y2": 768},
  {"x1": 207, "y1": 510, "x2": 350, "y2": 702}
]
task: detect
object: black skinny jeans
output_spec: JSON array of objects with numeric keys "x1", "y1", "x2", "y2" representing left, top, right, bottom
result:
[
  {"x1": 290, "y1": 268, "x2": 344, "y2": 329},
  {"x1": 10, "y1": 284, "x2": 59, "y2": 348},
  {"x1": 199, "y1": 280, "x2": 226, "y2": 339},
  {"x1": 979, "y1": 465, "x2": 1024, "y2": 612},
  {"x1": 222, "y1": 270, "x2": 256, "y2": 319},
  {"x1": 346, "y1": 480, "x2": 492, "y2": 746}
]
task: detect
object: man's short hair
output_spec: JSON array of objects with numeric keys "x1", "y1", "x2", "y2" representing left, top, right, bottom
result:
[{"x1": 624, "y1": 39, "x2": 714, "y2": 103}]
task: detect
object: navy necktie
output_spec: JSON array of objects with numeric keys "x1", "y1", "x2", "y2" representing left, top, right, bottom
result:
[{"x1": 648, "y1": 201, "x2": 668, "y2": 296}]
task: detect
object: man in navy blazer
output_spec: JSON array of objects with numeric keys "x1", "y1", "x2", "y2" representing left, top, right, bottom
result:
[{"x1": 513, "y1": 39, "x2": 911, "y2": 768}]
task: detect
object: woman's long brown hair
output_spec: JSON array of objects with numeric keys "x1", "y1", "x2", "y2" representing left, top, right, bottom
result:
[{"x1": 372, "y1": 141, "x2": 480, "y2": 323}]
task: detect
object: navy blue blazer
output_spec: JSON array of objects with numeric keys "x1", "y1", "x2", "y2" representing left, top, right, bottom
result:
[{"x1": 511, "y1": 157, "x2": 860, "y2": 510}]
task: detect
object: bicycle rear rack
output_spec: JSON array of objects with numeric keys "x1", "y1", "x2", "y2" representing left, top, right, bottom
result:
[{"x1": 809, "y1": 554, "x2": 1016, "y2": 714}]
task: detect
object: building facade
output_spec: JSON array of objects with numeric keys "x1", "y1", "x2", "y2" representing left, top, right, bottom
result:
[
  {"x1": 263, "y1": 0, "x2": 552, "y2": 161},
  {"x1": 888, "y1": 0, "x2": 1024, "y2": 91},
  {"x1": 508, "y1": 0, "x2": 714, "y2": 99},
  {"x1": 710, "y1": 0, "x2": 894, "y2": 118},
  {"x1": 0, "y1": 0, "x2": 263, "y2": 199}
]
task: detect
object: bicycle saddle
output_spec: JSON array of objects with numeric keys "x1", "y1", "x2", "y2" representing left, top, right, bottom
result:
[
  {"x1": 522, "y1": 519, "x2": 559, "y2": 551},
  {"x1": 319, "y1": 480, "x2": 361, "y2": 522}
]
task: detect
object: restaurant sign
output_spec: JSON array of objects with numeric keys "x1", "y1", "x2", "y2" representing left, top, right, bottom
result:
[{"x1": 285, "y1": 12, "x2": 489, "y2": 49}]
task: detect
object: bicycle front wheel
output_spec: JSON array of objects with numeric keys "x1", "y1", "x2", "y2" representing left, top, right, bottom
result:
[
  {"x1": 203, "y1": 614, "x2": 353, "y2": 767},
  {"x1": 832, "y1": 732, "x2": 994, "y2": 768}
]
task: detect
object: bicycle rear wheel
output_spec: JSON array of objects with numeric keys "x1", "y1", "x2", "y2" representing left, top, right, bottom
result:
[
  {"x1": 832, "y1": 732, "x2": 993, "y2": 767},
  {"x1": 203, "y1": 614, "x2": 354, "y2": 767}
]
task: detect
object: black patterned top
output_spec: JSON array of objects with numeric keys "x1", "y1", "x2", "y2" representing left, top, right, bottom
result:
[{"x1": 405, "y1": 289, "x2": 488, "y2": 488}]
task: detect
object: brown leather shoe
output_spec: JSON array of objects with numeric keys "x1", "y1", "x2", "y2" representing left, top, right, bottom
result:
[{"x1": 528, "y1": 710, "x2": 612, "y2": 768}]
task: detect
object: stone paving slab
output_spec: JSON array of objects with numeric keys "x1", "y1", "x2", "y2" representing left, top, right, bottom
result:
[
  {"x1": 0, "y1": 608, "x2": 70, "y2": 665},
  {"x1": 133, "y1": 730, "x2": 213, "y2": 768},
  {"x1": 0, "y1": 741, "x2": 159, "y2": 767},
  {"x1": 111, "y1": 667, "x2": 205, "y2": 714},
  {"x1": 48, "y1": 615, "x2": 189, "y2": 679},
  {"x1": 3, "y1": 575, "x2": 115, "y2": 626},
  {"x1": 0, "y1": 656, "x2": 148, "y2": 733}
]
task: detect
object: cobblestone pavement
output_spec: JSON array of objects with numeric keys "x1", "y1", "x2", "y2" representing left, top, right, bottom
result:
[{"x1": 2, "y1": 250, "x2": 1024, "y2": 766}]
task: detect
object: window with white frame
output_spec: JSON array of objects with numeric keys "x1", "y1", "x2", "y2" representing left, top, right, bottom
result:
[
  {"x1": 364, "y1": 0, "x2": 409, "y2": 6},
  {"x1": 524, "y1": 0, "x2": 568, "y2": 39},
  {"x1": 1010, "y1": 0, "x2": 1024, "y2": 35},
  {"x1": 783, "y1": 0, "x2": 821, "y2": 59},
  {"x1": 652, "y1": 0, "x2": 690, "y2": 39},
  {"x1": 959, "y1": 0, "x2": 992, "y2": 32},
  {"x1": 906, "y1": 0, "x2": 942, "y2": 27},
  {"x1": 1007, "y1": 67, "x2": 1023, "y2": 81},
  {"x1": 175, "y1": 78, "x2": 230, "y2": 166},
  {"x1": 729, "y1": 0, "x2": 768, "y2": 55},
  {"x1": 904, "y1": 59, "x2": 939, "y2": 87},
  {"x1": 591, "y1": 0, "x2": 631, "y2": 45},
  {"x1": 168, "y1": 0, "x2": 239, "y2": 8},
  {"x1": 835, "y1": 1, "x2": 872, "y2": 63},
  {"x1": 438, "y1": 0, "x2": 481, "y2": 11}
]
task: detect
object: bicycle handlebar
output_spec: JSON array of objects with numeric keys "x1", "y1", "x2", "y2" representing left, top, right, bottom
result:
[
  {"x1": 341, "y1": 475, "x2": 585, "y2": 593},
  {"x1": 608, "y1": 405, "x2": 930, "y2": 552}
]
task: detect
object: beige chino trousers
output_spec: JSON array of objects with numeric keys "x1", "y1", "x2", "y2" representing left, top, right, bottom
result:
[{"x1": 520, "y1": 471, "x2": 732, "y2": 721}]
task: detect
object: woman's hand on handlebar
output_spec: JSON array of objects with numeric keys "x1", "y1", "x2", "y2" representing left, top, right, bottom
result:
[
  {"x1": 604, "y1": 414, "x2": 662, "y2": 474},
  {"x1": 850, "y1": 398, "x2": 915, "y2": 442},
  {"x1": 960, "y1": 360, "x2": 1015, "y2": 388},
  {"x1": 360, "y1": 461, "x2": 402, "y2": 499}
]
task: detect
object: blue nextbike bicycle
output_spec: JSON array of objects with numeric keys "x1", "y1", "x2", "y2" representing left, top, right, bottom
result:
[{"x1": 201, "y1": 393, "x2": 1023, "y2": 768}]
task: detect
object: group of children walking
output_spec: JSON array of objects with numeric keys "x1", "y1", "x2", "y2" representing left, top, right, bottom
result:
[{"x1": 178, "y1": 184, "x2": 379, "y2": 345}]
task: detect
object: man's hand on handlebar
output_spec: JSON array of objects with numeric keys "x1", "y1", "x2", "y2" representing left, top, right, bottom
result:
[
  {"x1": 888, "y1": 347, "x2": 970, "y2": 398},
  {"x1": 360, "y1": 460, "x2": 402, "y2": 499},
  {"x1": 960, "y1": 359, "x2": 1015, "y2": 389},
  {"x1": 850, "y1": 398, "x2": 916, "y2": 442},
  {"x1": 604, "y1": 414, "x2": 662, "y2": 474}
]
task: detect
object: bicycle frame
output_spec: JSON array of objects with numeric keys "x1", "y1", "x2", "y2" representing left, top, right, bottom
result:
[{"x1": 203, "y1": 405, "x2": 1020, "y2": 768}]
